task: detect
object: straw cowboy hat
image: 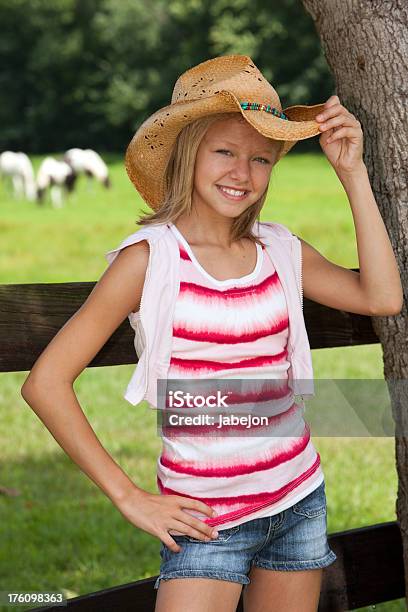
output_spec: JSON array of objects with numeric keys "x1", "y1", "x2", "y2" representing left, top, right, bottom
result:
[{"x1": 125, "y1": 54, "x2": 326, "y2": 210}]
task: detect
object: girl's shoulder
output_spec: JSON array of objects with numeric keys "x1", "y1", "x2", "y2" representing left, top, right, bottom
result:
[
  {"x1": 257, "y1": 220, "x2": 296, "y2": 240},
  {"x1": 104, "y1": 222, "x2": 169, "y2": 266}
]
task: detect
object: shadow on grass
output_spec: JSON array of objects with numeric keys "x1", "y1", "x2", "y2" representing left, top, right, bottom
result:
[{"x1": 0, "y1": 447, "x2": 162, "y2": 612}]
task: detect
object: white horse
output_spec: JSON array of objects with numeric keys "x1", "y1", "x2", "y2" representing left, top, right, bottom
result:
[
  {"x1": 36, "y1": 157, "x2": 77, "y2": 208},
  {"x1": 0, "y1": 151, "x2": 37, "y2": 201},
  {"x1": 64, "y1": 148, "x2": 111, "y2": 188}
]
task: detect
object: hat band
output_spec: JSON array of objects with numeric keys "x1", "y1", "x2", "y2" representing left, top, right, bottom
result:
[{"x1": 240, "y1": 101, "x2": 288, "y2": 120}]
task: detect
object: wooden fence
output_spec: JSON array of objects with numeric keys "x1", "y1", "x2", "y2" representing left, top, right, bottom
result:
[{"x1": 0, "y1": 272, "x2": 404, "y2": 611}]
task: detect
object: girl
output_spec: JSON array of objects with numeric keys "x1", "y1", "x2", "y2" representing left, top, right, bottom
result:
[{"x1": 21, "y1": 55, "x2": 403, "y2": 612}]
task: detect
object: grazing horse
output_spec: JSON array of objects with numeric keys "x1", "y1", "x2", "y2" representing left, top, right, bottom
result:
[
  {"x1": 64, "y1": 148, "x2": 111, "y2": 188},
  {"x1": 0, "y1": 151, "x2": 37, "y2": 201},
  {"x1": 36, "y1": 157, "x2": 77, "y2": 208}
]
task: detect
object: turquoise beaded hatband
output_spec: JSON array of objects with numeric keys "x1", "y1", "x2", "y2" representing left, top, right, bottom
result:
[{"x1": 240, "y1": 101, "x2": 289, "y2": 120}]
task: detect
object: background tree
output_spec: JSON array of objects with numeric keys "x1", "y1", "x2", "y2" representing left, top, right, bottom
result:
[{"x1": 301, "y1": 0, "x2": 408, "y2": 601}]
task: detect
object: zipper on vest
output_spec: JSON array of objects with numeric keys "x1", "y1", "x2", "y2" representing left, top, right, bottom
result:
[
  {"x1": 291, "y1": 236, "x2": 304, "y2": 401},
  {"x1": 139, "y1": 239, "x2": 153, "y2": 400},
  {"x1": 296, "y1": 236, "x2": 304, "y2": 310},
  {"x1": 298, "y1": 238, "x2": 303, "y2": 310},
  {"x1": 298, "y1": 237, "x2": 305, "y2": 402}
]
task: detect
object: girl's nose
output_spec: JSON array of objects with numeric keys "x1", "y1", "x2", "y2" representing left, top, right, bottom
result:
[{"x1": 229, "y1": 158, "x2": 250, "y2": 181}]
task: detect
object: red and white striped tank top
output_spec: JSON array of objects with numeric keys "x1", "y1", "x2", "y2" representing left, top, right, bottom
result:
[{"x1": 158, "y1": 222, "x2": 324, "y2": 532}]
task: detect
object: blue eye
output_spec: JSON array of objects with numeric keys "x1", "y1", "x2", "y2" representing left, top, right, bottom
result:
[{"x1": 215, "y1": 150, "x2": 270, "y2": 164}]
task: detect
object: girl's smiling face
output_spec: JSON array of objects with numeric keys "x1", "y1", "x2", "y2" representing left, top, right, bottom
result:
[{"x1": 192, "y1": 115, "x2": 282, "y2": 219}]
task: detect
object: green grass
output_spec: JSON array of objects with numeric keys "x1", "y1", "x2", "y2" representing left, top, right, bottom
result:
[{"x1": 0, "y1": 153, "x2": 403, "y2": 611}]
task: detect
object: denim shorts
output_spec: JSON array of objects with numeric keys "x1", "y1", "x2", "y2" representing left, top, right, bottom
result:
[{"x1": 154, "y1": 481, "x2": 337, "y2": 589}]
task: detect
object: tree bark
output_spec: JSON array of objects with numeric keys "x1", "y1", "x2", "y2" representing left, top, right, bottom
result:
[{"x1": 301, "y1": 0, "x2": 408, "y2": 603}]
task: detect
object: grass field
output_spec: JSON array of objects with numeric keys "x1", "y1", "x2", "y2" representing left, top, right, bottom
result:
[{"x1": 0, "y1": 153, "x2": 403, "y2": 610}]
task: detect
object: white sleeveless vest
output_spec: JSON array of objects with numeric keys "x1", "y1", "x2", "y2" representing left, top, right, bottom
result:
[{"x1": 104, "y1": 221, "x2": 315, "y2": 408}]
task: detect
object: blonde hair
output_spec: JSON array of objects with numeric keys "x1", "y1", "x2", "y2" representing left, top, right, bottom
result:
[{"x1": 136, "y1": 112, "x2": 280, "y2": 246}]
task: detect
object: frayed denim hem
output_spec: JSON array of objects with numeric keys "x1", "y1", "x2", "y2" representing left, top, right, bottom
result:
[
  {"x1": 252, "y1": 549, "x2": 337, "y2": 572},
  {"x1": 154, "y1": 569, "x2": 251, "y2": 590}
]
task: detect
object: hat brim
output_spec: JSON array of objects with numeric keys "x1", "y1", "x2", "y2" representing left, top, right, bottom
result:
[{"x1": 125, "y1": 90, "x2": 326, "y2": 209}]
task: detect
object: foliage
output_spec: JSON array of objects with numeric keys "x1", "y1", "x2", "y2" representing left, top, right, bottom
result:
[{"x1": 0, "y1": 0, "x2": 334, "y2": 152}]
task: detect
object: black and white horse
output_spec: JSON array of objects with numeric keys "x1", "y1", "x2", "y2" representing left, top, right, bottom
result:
[
  {"x1": 0, "y1": 151, "x2": 37, "y2": 201},
  {"x1": 64, "y1": 148, "x2": 111, "y2": 188},
  {"x1": 36, "y1": 157, "x2": 77, "y2": 207}
]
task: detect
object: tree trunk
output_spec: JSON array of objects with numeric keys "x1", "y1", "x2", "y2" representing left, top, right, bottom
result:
[{"x1": 301, "y1": 0, "x2": 408, "y2": 604}]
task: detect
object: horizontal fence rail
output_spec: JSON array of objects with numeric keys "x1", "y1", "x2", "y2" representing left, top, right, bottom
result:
[
  {"x1": 28, "y1": 522, "x2": 404, "y2": 612},
  {"x1": 0, "y1": 268, "x2": 379, "y2": 373}
]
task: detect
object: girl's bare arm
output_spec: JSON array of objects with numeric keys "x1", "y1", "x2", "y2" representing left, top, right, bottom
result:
[
  {"x1": 298, "y1": 165, "x2": 403, "y2": 317},
  {"x1": 21, "y1": 241, "x2": 218, "y2": 552},
  {"x1": 307, "y1": 96, "x2": 403, "y2": 316},
  {"x1": 21, "y1": 241, "x2": 149, "y2": 502}
]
